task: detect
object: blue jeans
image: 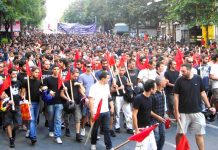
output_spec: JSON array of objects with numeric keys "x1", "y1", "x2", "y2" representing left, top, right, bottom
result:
[
  {"x1": 91, "y1": 111, "x2": 112, "y2": 150},
  {"x1": 29, "y1": 102, "x2": 40, "y2": 140},
  {"x1": 47, "y1": 104, "x2": 63, "y2": 138},
  {"x1": 153, "y1": 123, "x2": 165, "y2": 150}
]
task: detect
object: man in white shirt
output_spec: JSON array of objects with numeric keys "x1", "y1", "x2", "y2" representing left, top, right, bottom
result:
[
  {"x1": 210, "y1": 54, "x2": 218, "y2": 107},
  {"x1": 89, "y1": 72, "x2": 114, "y2": 150},
  {"x1": 138, "y1": 59, "x2": 157, "y2": 83}
]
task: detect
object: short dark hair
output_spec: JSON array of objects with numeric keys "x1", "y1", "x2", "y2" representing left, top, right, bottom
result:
[
  {"x1": 181, "y1": 63, "x2": 192, "y2": 70},
  {"x1": 99, "y1": 71, "x2": 109, "y2": 80},
  {"x1": 59, "y1": 58, "x2": 68, "y2": 67},
  {"x1": 31, "y1": 66, "x2": 40, "y2": 72},
  {"x1": 156, "y1": 61, "x2": 164, "y2": 70},
  {"x1": 51, "y1": 64, "x2": 59, "y2": 70},
  {"x1": 8, "y1": 68, "x2": 17, "y2": 74},
  {"x1": 143, "y1": 79, "x2": 156, "y2": 92}
]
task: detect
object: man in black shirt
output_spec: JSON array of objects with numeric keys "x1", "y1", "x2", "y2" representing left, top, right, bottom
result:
[
  {"x1": 21, "y1": 66, "x2": 41, "y2": 145},
  {"x1": 4, "y1": 68, "x2": 22, "y2": 148},
  {"x1": 164, "y1": 60, "x2": 179, "y2": 117},
  {"x1": 174, "y1": 63, "x2": 216, "y2": 150},
  {"x1": 43, "y1": 65, "x2": 63, "y2": 144},
  {"x1": 60, "y1": 69, "x2": 85, "y2": 142},
  {"x1": 132, "y1": 79, "x2": 157, "y2": 149},
  {"x1": 17, "y1": 60, "x2": 28, "y2": 83}
]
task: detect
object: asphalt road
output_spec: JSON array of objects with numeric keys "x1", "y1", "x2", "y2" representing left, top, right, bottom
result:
[{"x1": 1, "y1": 115, "x2": 218, "y2": 150}]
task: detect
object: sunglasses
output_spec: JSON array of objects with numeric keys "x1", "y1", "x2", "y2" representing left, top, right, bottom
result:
[{"x1": 86, "y1": 66, "x2": 92, "y2": 68}]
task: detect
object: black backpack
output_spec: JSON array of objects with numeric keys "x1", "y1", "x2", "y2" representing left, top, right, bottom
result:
[{"x1": 124, "y1": 86, "x2": 140, "y2": 103}]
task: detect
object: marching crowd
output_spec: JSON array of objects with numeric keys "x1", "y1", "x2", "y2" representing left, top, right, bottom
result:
[{"x1": 0, "y1": 31, "x2": 217, "y2": 150}]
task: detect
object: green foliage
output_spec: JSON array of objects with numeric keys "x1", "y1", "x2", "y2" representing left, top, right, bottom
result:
[
  {"x1": 166, "y1": 0, "x2": 218, "y2": 27},
  {"x1": 0, "y1": 0, "x2": 46, "y2": 27},
  {"x1": 62, "y1": 0, "x2": 167, "y2": 29},
  {"x1": 1, "y1": 37, "x2": 10, "y2": 44}
]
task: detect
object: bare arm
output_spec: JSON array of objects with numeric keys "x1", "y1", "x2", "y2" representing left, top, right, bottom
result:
[
  {"x1": 89, "y1": 97, "x2": 94, "y2": 119},
  {"x1": 201, "y1": 91, "x2": 211, "y2": 108},
  {"x1": 174, "y1": 93, "x2": 180, "y2": 120},
  {"x1": 151, "y1": 111, "x2": 165, "y2": 123},
  {"x1": 132, "y1": 108, "x2": 139, "y2": 134},
  {"x1": 60, "y1": 89, "x2": 69, "y2": 101}
]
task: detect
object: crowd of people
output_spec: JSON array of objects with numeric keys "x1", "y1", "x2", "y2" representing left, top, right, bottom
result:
[{"x1": 0, "y1": 30, "x2": 217, "y2": 150}]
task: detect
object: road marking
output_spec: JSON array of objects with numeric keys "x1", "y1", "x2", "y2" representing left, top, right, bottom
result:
[
  {"x1": 165, "y1": 141, "x2": 176, "y2": 148},
  {"x1": 206, "y1": 124, "x2": 218, "y2": 129}
]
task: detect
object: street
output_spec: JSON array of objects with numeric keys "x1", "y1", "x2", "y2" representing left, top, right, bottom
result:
[{"x1": 1, "y1": 115, "x2": 218, "y2": 150}]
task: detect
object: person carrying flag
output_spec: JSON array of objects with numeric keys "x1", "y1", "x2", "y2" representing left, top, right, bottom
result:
[
  {"x1": 43, "y1": 65, "x2": 63, "y2": 144},
  {"x1": 4, "y1": 68, "x2": 22, "y2": 148},
  {"x1": 89, "y1": 72, "x2": 114, "y2": 150},
  {"x1": 132, "y1": 79, "x2": 157, "y2": 150},
  {"x1": 21, "y1": 66, "x2": 42, "y2": 145},
  {"x1": 174, "y1": 63, "x2": 216, "y2": 150}
]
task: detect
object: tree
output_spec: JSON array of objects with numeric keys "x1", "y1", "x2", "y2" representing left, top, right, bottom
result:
[{"x1": 166, "y1": 0, "x2": 218, "y2": 43}]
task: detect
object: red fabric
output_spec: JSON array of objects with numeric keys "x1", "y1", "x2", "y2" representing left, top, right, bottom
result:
[
  {"x1": 93, "y1": 99, "x2": 103, "y2": 122},
  {"x1": 136, "y1": 53, "x2": 149, "y2": 70},
  {"x1": 74, "y1": 50, "x2": 81, "y2": 68},
  {"x1": 20, "y1": 100, "x2": 31, "y2": 120},
  {"x1": 176, "y1": 134, "x2": 190, "y2": 150},
  {"x1": 58, "y1": 72, "x2": 63, "y2": 90},
  {"x1": 144, "y1": 55, "x2": 149, "y2": 69},
  {"x1": 8, "y1": 60, "x2": 13, "y2": 70},
  {"x1": 118, "y1": 55, "x2": 127, "y2": 68},
  {"x1": 26, "y1": 61, "x2": 31, "y2": 76},
  {"x1": 0, "y1": 75, "x2": 11, "y2": 96},
  {"x1": 175, "y1": 49, "x2": 184, "y2": 71},
  {"x1": 109, "y1": 55, "x2": 116, "y2": 67},
  {"x1": 38, "y1": 60, "x2": 42, "y2": 80},
  {"x1": 64, "y1": 68, "x2": 71, "y2": 82},
  {"x1": 128, "y1": 124, "x2": 158, "y2": 143}
]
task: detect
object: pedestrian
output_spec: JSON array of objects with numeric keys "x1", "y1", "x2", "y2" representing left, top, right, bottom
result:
[
  {"x1": 89, "y1": 72, "x2": 114, "y2": 150},
  {"x1": 174, "y1": 63, "x2": 216, "y2": 150},
  {"x1": 132, "y1": 79, "x2": 157, "y2": 150}
]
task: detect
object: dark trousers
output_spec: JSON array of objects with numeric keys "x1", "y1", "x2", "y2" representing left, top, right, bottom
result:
[
  {"x1": 153, "y1": 123, "x2": 165, "y2": 150},
  {"x1": 91, "y1": 111, "x2": 112, "y2": 150}
]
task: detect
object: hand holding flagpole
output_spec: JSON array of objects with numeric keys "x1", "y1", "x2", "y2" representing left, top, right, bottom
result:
[{"x1": 85, "y1": 99, "x2": 103, "y2": 145}]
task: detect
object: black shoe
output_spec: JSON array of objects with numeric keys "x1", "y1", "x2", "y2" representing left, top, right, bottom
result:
[
  {"x1": 123, "y1": 123, "x2": 127, "y2": 129},
  {"x1": 12, "y1": 129, "x2": 16, "y2": 140},
  {"x1": 9, "y1": 138, "x2": 15, "y2": 148},
  {"x1": 110, "y1": 130, "x2": 116, "y2": 137},
  {"x1": 76, "y1": 133, "x2": 83, "y2": 142},
  {"x1": 65, "y1": 128, "x2": 71, "y2": 137},
  {"x1": 127, "y1": 129, "x2": 134, "y2": 134},
  {"x1": 45, "y1": 120, "x2": 49, "y2": 127},
  {"x1": 30, "y1": 139, "x2": 37, "y2": 145},
  {"x1": 115, "y1": 128, "x2": 120, "y2": 133}
]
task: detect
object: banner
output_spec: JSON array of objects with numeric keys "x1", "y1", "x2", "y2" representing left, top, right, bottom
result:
[
  {"x1": 57, "y1": 22, "x2": 96, "y2": 34},
  {"x1": 0, "y1": 20, "x2": 20, "y2": 32}
]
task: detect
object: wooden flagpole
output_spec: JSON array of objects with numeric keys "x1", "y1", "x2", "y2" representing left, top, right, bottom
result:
[
  {"x1": 9, "y1": 86, "x2": 15, "y2": 110},
  {"x1": 124, "y1": 62, "x2": 134, "y2": 90}
]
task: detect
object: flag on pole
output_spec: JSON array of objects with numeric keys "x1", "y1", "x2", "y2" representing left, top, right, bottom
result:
[
  {"x1": 58, "y1": 72, "x2": 63, "y2": 90},
  {"x1": 0, "y1": 75, "x2": 11, "y2": 96},
  {"x1": 176, "y1": 134, "x2": 190, "y2": 150},
  {"x1": 74, "y1": 50, "x2": 81, "y2": 68},
  {"x1": 26, "y1": 61, "x2": 31, "y2": 76},
  {"x1": 128, "y1": 124, "x2": 158, "y2": 143},
  {"x1": 175, "y1": 49, "x2": 184, "y2": 71},
  {"x1": 38, "y1": 60, "x2": 42, "y2": 80},
  {"x1": 64, "y1": 68, "x2": 71, "y2": 82},
  {"x1": 93, "y1": 99, "x2": 103, "y2": 122},
  {"x1": 109, "y1": 55, "x2": 116, "y2": 67}
]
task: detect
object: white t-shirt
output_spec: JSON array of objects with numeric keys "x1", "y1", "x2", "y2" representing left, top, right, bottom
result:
[
  {"x1": 210, "y1": 64, "x2": 218, "y2": 89},
  {"x1": 138, "y1": 69, "x2": 157, "y2": 83},
  {"x1": 89, "y1": 82, "x2": 110, "y2": 114}
]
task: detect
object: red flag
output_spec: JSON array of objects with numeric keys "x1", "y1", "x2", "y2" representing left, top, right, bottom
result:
[
  {"x1": 64, "y1": 68, "x2": 71, "y2": 82},
  {"x1": 109, "y1": 55, "x2": 116, "y2": 67},
  {"x1": 26, "y1": 61, "x2": 31, "y2": 76},
  {"x1": 118, "y1": 55, "x2": 127, "y2": 68},
  {"x1": 175, "y1": 49, "x2": 184, "y2": 71},
  {"x1": 93, "y1": 99, "x2": 103, "y2": 122},
  {"x1": 0, "y1": 75, "x2": 11, "y2": 96},
  {"x1": 128, "y1": 124, "x2": 158, "y2": 143},
  {"x1": 8, "y1": 60, "x2": 13, "y2": 70},
  {"x1": 58, "y1": 72, "x2": 63, "y2": 90},
  {"x1": 38, "y1": 60, "x2": 42, "y2": 80},
  {"x1": 74, "y1": 50, "x2": 81, "y2": 68},
  {"x1": 144, "y1": 55, "x2": 149, "y2": 69},
  {"x1": 176, "y1": 134, "x2": 190, "y2": 150}
]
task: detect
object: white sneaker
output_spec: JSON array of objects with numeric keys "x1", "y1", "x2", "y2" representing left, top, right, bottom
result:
[
  {"x1": 55, "y1": 137, "x2": 62, "y2": 144},
  {"x1": 49, "y1": 132, "x2": 54, "y2": 137},
  {"x1": 25, "y1": 130, "x2": 30, "y2": 138},
  {"x1": 97, "y1": 136, "x2": 101, "y2": 140},
  {"x1": 81, "y1": 128, "x2": 85, "y2": 136},
  {"x1": 90, "y1": 144, "x2": 96, "y2": 150}
]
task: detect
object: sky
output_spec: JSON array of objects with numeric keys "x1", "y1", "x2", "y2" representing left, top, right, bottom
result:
[{"x1": 42, "y1": 0, "x2": 74, "y2": 31}]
